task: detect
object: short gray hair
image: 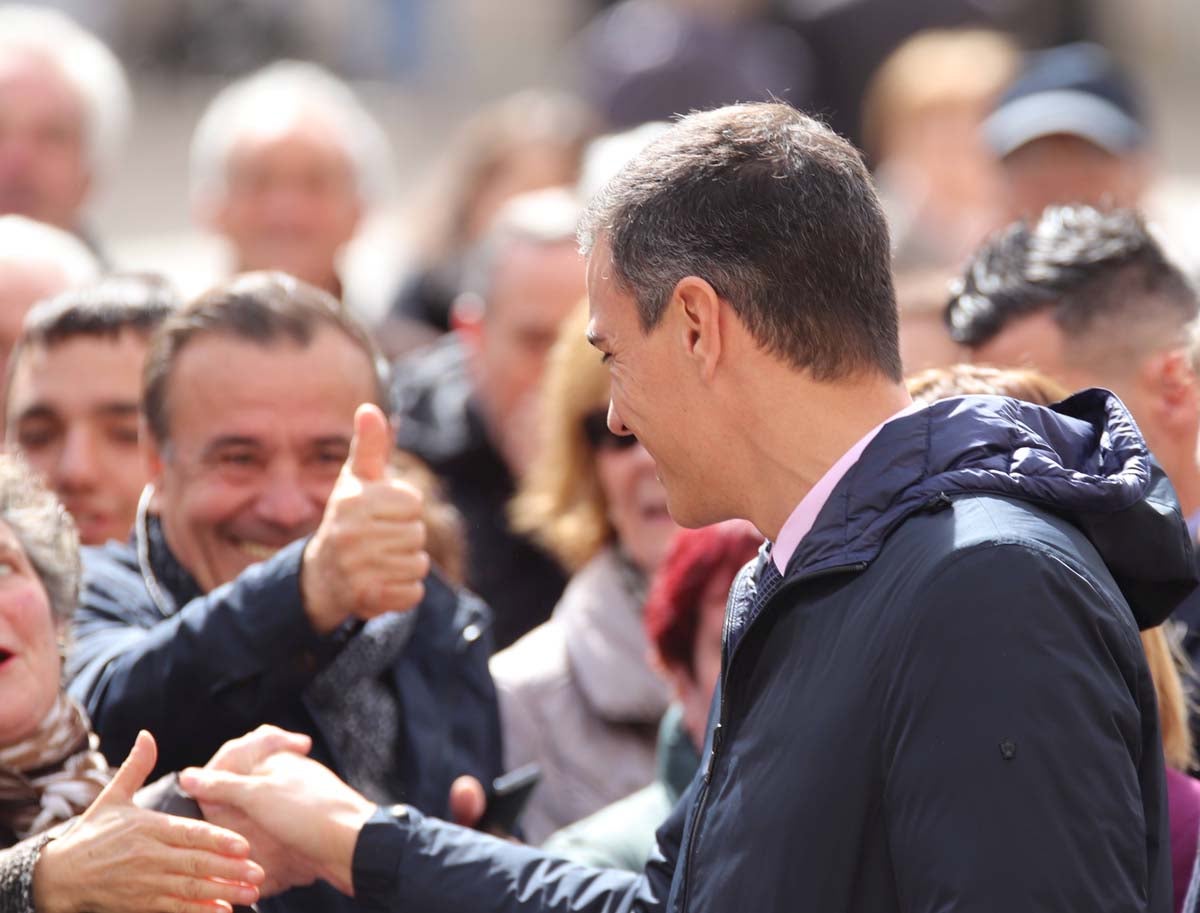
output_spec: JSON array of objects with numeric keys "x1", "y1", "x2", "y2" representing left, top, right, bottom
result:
[
  {"x1": 459, "y1": 186, "x2": 582, "y2": 305},
  {"x1": 0, "y1": 216, "x2": 101, "y2": 285},
  {"x1": 579, "y1": 102, "x2": 901, "y2": 382},
  {"x1": 0, "y1": 5, "x2": 131, "y2": 178},
  {"x1": 190, "y1": 60, "x2": 393, "y2": 206},
  {"x1": 0, "y1": 456, "x2": 79, "y2": 625}
]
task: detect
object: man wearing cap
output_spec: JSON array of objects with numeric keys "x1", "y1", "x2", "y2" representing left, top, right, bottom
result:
[{"x1": 984, "y1": 42, "x2": 1151, "y2": 220}]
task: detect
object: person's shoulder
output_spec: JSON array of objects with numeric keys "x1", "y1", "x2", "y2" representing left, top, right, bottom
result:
[
  {"x1": 883, "y1": 491, "x2": 1097, "y2": 572},
  {"x1": 78, "y1": 539, "x2": 150, "y2": 608},
  {"x1": 489, "y1": 618, "x2": 570, "y2": 692}
]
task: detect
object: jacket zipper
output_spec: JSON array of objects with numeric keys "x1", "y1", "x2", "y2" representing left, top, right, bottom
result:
[{"x1": 676, "y1": 560, "x2": 867, "y2": 912}]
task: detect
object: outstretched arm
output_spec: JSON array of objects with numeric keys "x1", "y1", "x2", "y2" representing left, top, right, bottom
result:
[{"x1": 182, "y1": 747, "x2": 679, "y2": 913}]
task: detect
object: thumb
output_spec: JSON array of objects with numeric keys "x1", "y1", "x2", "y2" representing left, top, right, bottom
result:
[
  {"x1": 95, "y1": 729, "x2": 156, "y2": 807},
  {"x1": 346, "y1": 403, "x2": 391, "y2": 483},
  {"x1": 449, "y1": 775, "x2": 487, "y2": 828},
  {"x1": 178, "y1": 767, "x2": 253, "y2": 807}
]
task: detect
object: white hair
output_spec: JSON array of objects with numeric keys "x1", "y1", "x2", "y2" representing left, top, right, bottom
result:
[
  {"x1": 459, "y1": 186, "x2": 583, "y2": 302},
  {"x1": 0, "y1": 215, "x2": 101, "y2": 286},
  {"x1": 577, "y1": 121, "x2": 670, "y2": 203},
  {"x1": 0, "y1": 5, "x2": 131, "y2": 178},
  {"x1": 190, "y1": 60, "x2": 394, "y2": 207}
]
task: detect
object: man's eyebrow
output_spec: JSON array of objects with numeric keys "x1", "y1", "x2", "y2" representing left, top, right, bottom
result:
[
  {"x1": 201, "y1": 435, "x2": 262, "y2": 457},
  {"x1": 13, "y1": 404, "x2": 59, "y2": 423},
  {"x1": 308, "y1": 435, "x2": 352, "y2": 450},
  {"x1": 93, "y1": 402, "x2": 140, "y2": 418}
]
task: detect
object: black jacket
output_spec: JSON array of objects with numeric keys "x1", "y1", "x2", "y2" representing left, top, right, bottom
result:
[
  {"x1": 391, "y1": 334, "x2": 567, "y2": 650},
  {"x1": 65, "y1": 520, "x2": 503, "y2": 815},
  {"x1": 350, "y1": 390, "x2": 1196, "y2": 913}
]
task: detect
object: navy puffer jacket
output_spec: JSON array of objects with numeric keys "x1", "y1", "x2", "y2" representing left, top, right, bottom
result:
[{"x1": 351, "y1": 390, "x2": 1194, "y2": 913}]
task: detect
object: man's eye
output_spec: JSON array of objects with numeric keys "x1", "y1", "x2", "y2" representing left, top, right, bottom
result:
[
  {"x1": 106, "y1": 426, "x2": 140, "y2": 446},
  {"x1": 16, "y1": 427, "x2": 57, "y2": 450},
  {"x1": 321, "y1": 452, "x2": 347, "y2": 466}
]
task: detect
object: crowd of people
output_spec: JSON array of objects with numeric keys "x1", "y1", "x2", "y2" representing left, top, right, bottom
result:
[{"x1": 2, "y1": 4, "x2": 1200, "y2": 913}]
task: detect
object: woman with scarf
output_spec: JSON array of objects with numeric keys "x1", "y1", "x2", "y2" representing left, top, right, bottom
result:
[{"x1": 0, "y1": 456, "x2": 268, "y2": 913}]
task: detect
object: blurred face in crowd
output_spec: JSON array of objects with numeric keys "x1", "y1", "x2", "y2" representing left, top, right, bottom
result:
[
  {"x1": 461, "y1": 238, "x2": 585, "y2": 478},
  {"x1": 0, "y1": 261, "x2": 73, "y2": 379},
  {"x1": 0, "y1": 50, "x2": 90, "y2": 230},
  {"x1": 0, "y1": 518, "x2": 59, "y2": 747},
  {"x1": 6, "y1": 330, "x2": 148, "y2": 546},
  {"x1": 590, "y1": 420, "x2": 678, "y2": 577},
  {"x1": 207, "y1": 117, "x2": 363, "y2": 293},
  {"x1": 1000, "y1": 135, "x2": 1149, "y2": 221},
  {"x1": 462, "y1": 142, "x2": 581, "y2": 245},
  {"x1": 147, "y1": 326, "x2": 377, "y2": 593}
]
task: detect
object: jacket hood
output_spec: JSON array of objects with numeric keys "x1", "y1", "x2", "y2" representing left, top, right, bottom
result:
[{"x1": 790, "y1": 388, "x2": 1197, "y2": 629}]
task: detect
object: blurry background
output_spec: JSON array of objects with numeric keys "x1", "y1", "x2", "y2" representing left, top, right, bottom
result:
[{"x1": 22, "y1": 0, "x2": 1200, "y2": 321}]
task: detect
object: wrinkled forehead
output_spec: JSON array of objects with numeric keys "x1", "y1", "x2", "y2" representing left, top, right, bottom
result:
[{"x1": 162, "y1": 327, "x2": 378, "y2": 435}]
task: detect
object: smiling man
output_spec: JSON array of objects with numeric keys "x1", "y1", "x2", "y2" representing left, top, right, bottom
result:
[
  {"x1": 180, "y1": 103, "x2": 1194, "y2": 913},
  {"x1": 64, "y1": 271, "x2": 501, "y2": 913}
]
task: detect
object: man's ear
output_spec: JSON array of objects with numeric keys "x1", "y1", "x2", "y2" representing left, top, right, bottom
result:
[
  {"x1": 141, "y1": 416, "x2": 166, "y2": 490},
  {"x1": 1141, "y1": 347, "x2": 1199, "y2": 431},
  {"x1": 672, "y1": 275, "x2": 723, "y2": 381}
]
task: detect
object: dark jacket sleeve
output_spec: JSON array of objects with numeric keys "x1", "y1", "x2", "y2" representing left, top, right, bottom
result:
[
  {"x1": 880, "y1": 542, "x2": 1170, "y2": 913},
  {"x1": 66, "y1": 539, "x2": 336, "y2": 775},
  {"x1": 351, "y1": 781, "x2": 691, "y2": 913}
]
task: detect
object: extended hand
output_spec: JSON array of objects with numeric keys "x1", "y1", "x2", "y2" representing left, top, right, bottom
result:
[
  {"x1": 199, "y1": 725, "x2": 318, "y2": 896},
  {"x1": 32, "y1": 731, "x2": 264, "y2": 913},
  {"x1": 181, "y1": 750, "x2": 375, "y2": 897},
  {"x1": 302, "y1": 403, "x2": 430, "y2": 633}
]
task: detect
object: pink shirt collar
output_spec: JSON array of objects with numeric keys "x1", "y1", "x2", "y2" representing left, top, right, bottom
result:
[{"x1": 772, "y1": 402, "x2": 924, "y2": 574}]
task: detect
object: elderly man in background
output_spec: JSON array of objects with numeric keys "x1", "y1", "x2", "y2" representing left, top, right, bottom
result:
[
  {"x1": 189, "y1": 60, "x2": 391, "y2": 305},
  {"x1": 0, "y1": 5, "x2": 130, "y2": 254},
  {"x1": 0, "y1": 215, "x2": 100, "y2": 377},
  {"x1": 4, "y1": 274, "x2": 178, "y2": 547},
  {"x1": 66, "y1": 272, "x2": 501, "y2": 913},
  {"x1": 392, "y1": 188, "x2": 584, "y2": 649}
]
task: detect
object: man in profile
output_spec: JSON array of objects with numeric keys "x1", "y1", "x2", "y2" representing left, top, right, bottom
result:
[{"x1": 183, "y1": 104, "x2": 1189, "y2": 913}]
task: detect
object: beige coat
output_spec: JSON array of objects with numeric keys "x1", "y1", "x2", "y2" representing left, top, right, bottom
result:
[{"x1": 489, "y1": 547, "x2": 671, "y2": 844}]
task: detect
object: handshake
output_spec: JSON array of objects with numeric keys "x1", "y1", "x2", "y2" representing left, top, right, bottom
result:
[{"x1": 179, "y1": 725, "x2": 488, "y2": 898}]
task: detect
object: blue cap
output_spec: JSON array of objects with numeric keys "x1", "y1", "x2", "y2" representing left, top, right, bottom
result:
[{"x1": 984, "y1": 43, "x2": 1147, "y2": 157}]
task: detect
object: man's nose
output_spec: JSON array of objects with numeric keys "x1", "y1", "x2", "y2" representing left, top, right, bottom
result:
[
  {"x1": 607, "y1": 401, "x2": 633, "y2": 437},
  {"x1": 54, "y1": 427, "x2": 100, "y2": 491},
  {"x1": 255, "y1": 470, "x2": 320, "y2": 531}
]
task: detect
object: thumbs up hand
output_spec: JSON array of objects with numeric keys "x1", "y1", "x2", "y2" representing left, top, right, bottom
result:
[{"x1": 301, "y1": 403, "x2": 430, "y2": 633}]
